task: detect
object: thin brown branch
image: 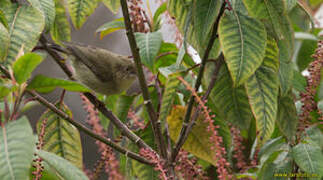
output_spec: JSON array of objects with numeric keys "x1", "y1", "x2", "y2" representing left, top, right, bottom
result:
[
  {"x1": 171, "y1": 2, "x2": 227, "y2": 162},
  {"x1": 28, "y1": 90, "x2": 153, "y2": 166},
  {"x1": 155, "y1": 51, "x2": 177, "y2": 61},
  {"x1": 120, "y1": 0, "x2": 167, "y2": 159}
]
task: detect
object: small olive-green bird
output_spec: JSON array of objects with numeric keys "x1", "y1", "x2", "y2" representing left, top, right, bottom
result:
[{"x1": 52, "y1": 42, "x2": 137, "y2": 96}]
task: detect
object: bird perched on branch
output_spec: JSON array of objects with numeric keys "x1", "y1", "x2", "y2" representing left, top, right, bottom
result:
[{"x1": 51, "y1": 42, "x2": 137, "y2": 96}]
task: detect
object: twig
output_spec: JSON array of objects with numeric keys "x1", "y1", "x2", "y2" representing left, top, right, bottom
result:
[
  {"x1": 39, "y1": 35, "x2": 152, "y2": 151},
  {"x1": 0, "y1": 65, "x2": 153, "y2": 166},
  {"x1": 175, "y1": 55, "x2": 224, "y2": 159},
  {"x1": 28, "y1": 90, "x2": 153, "y2": 166},
  {"x1": 120, "y1": 0, "x2": 167, "y2": 159},
  {"x1": 155, "y1": 51, "x2": 177, "y2": 61},
  {"x1": 171, "y1": 2, "x2": 227, "y2": 162}
]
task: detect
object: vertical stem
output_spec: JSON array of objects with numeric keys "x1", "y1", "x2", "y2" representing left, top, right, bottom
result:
[
  {"x1": 171, "y1": 2, "x2": 227, "y2": 162},
  {"x1": 120, "y1": 0, "x2": 167, "y2": 159}
]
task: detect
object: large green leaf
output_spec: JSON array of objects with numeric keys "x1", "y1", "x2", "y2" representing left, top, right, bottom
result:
[
  {"x1": 135, "y1": 32, "x2": 163, "y2": 71},
  {"x1": 292, "y1": 70, "x2": 306, "y2": 92},
  {"x1": 286, "y1": 0, "x2": 297, "y2": 11},
  {"x1": 152, "y1": 2, "x2": 167, "y2": 31},
  {"x1": 243, "y1": 0, "x2": 294, "y2": 62},
  {"x1": 242, "y1": 0, "x2": 284, "y2": 36},
  {"x1": 292, "y1": 140, "x2": 323, "y2": 177},
  {"x1": 245, "y1": 37, "x2": 279, "y2": 144},
  {"x1": 167, "y1": 0, "x2": 221, "y2": 59},
  {"x1": 296, "y1": 39, "x2": 317, "y2": 72},
  {"x1": 115, "y1": 95, "x2": 135, "y2": 123},
  {"x1": 101, "y1": 0, "x2": 120, "y2": 14},
  {"x1": 258, "y1": 152, "x2": 293, "y2": 180},
  {"x1": 167, "y1": 106, "x2": 231, "y2": 166},
  {"x1": 0, "y1": 22, "x2": 9, "y2": 62},
  {"x1": 27, "y1": 75, "x2": 90, "y2": 93},
  {"x1": 1, "y1": 4, "x2": 45, "y2": 63},
  {"x1": 37, "y1": 150, "x2": 88, "y2": 180},
  {"x1": 0, "y1": 9, "x2": 8, "y2": 29},
  {"x1": 50, "y1": 0, "x2": 71, "y2": 43},
  {"x1": 276, "y1": 93, "x2": 298, "y2": 141},
  {"x1": 37, "y1": 102, "x2": 83, "y2": 169},
  {"x1": 193, "y1": 0, "x2": 222, "y2": 44},
  {"x1": 279, "y1": 59, "x2": 293, "y2": 96},
  {"x1": 218, "y1": 10, "x2": 267, "y2": 86},
  {"x1": 289, "y1": 3, "x2": 313, "y2": 32},
  {"x1": 13, "y1": 53, "x2": 43, "y2": 84},
  {"x1": 0, "y1": 117, "x2": 35, "y2": 180},
  {"x1": 159, "y1": 71, "x2": 183, "y2": 129},
  {"x1": 27, "y1": 0, "x2": 55, "y2": 31},
  {"x1": 210, "y1": 64, "x2": 254, "y2": 130},
  {"x1": 305, "y1": 126, "x2": 323, "y2": 150},
  {"x1": 67, "y1": 0, "x2": 97, "y2": 29},
  {"x1": 96, "y1": 18, "x2": 125, "y2": 39}
]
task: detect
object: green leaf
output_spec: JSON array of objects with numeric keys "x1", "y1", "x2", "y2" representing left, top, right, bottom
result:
[
  {"x1": 289, "y1": 4, "x2": 314, "y2": 32},
  {"x1": 167, "y1": 0, "x2": 221, "y2": 59},
  {"x1": 13, "y1": 53, "x2": 43, "y2": 84},
  {"x1": 218, "y1": 10, "x2": 267, "y2": 86},
  {"x1": 155, "y1": 43, "x2": 195, "y2": 73},
  {"x1": 27, "y1": 75, "x2": 90, "y2": 93},
  {"x1": 286, "y1": 0, "x2": 297, "y2": 11},
  {"x1": 258, "y1": 152, "x2": 293, "y2": 180},
  {"x1": 50, "y1": 0, "x2": 71, "y2": 43},
  {"x1": 159, "y1": 72, "x2": 183, "y2": 128},
  {"x1": 131, "y1": 125, "x2": 158, "y2": 179},
  {"x1": 0, "y1": 22, "x2": 9, "y2": 62},
  {"x1": 245, "y1": 37, "x2": 279, "y2": 144},
  {"x1": 242, "y1": 0, "x2": 284, "y2": 38},
  {"x1": 193, "y1": 0, "x2": 222, "y2": 44},
  {"x1": 135, "y1": 32, "x2": 163, "y2": 71},
  {"x1": 279, "y1": 60, "x2": 293, "y2": 96},
  {"x1": 231, "y1": 0, "x2": 248, "y2": 14},
  {"x1": 152, "y1": 2, "x2": 167, "y2": 31},
  {"x1": 296, "y1": 39, "x2": 317, "y2": 72},
  {"x1": 101, "y1": 0, "x2": 120, "y2": 14},
  {"x1": 2, "y1": 4, "x2": 45, "y2": 63},
  {"x1": 167, "y1": 106, "x2": 231, "y2": 166},
  {"x1": 277, "y1": 93, "x2": 298, "y2": 141},
  {"x1": 67, "y1": 0, "x2": 97, "y2": 29},
  {"x1": 305, "y1": 126, "x2": 323, "y2": 149},
  {"x1": 27, "y1": 0, "x2": 55, "y2": 31},
  {"x1": 37, "y1": 102, "x2": 83, "y2": 169},
  {"x1": 0, "y1": 9, "x2": 8, "y2": 29},
  {"x1": 115, "y1": 95, "x2": 135, "y2": 122},
  {"x1": 37, "y1": 150, "x2": 88, "y2": 180},
  {"x1": 210, "y1": 64, "x2": 253, "y2": 130},
  {"x1": 292, "y1": 140, "x2": 323, "y2": 177},
  {"x1": 96, "y1": 18, "x2": 125, "y2": 39},
  {"x1": 132, "y1": 158, "x2": 158, "y2": 180},
  {"x1": 292, "y1": 70, "x2": 306, "y2": 92},
  {"x1": 0, "y1": 117, "x2": 35, "y2": 179},
  {"x1": 258, "y1": 137, "x2": 286, "y2": 163},
  {"x1": 0, "y1": 86, "x2": 10, "y2": 99},
  {"x1": 243, "y1": 0, "x2": 294, "y2": 61}
]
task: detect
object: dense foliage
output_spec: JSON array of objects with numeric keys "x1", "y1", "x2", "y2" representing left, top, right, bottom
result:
[{"x1": 0, "y1": 0, "x2": 322, "y2": 179}]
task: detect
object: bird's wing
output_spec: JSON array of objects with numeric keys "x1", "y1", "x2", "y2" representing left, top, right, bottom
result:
[{"x1": 64, "y1": 42, "x2": 113, "y2": 82}]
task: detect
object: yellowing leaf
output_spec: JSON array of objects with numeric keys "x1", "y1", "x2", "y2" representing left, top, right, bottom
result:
[{"x1": 167, "y1": 106, "x2": 217, "y2": 166}]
